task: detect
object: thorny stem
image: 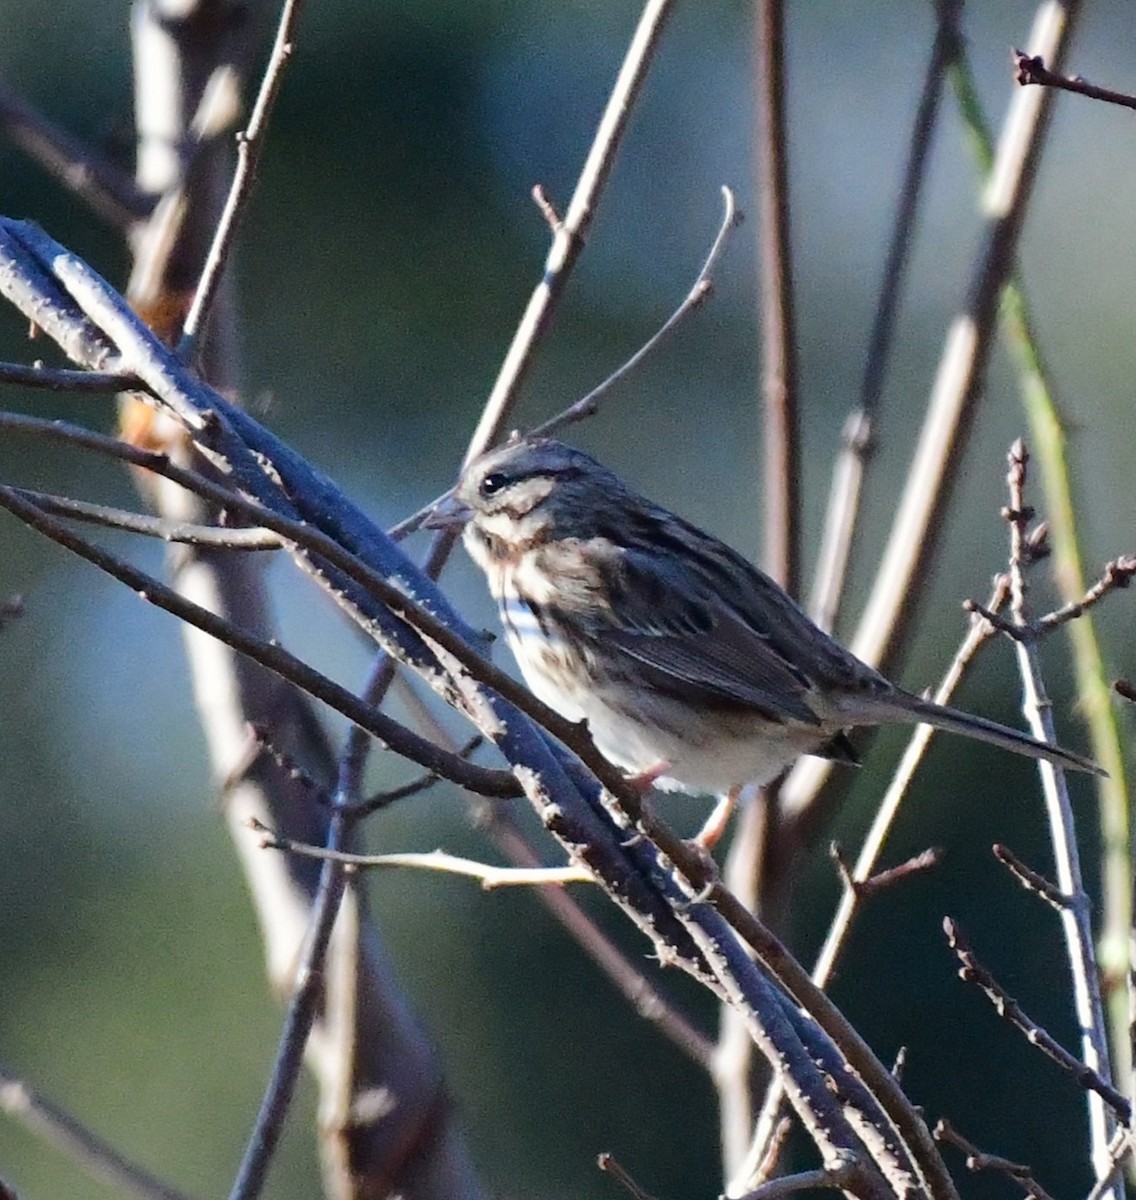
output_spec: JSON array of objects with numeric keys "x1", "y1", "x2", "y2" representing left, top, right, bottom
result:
[
  {"x1": 1004, "y1": 441, "x2": 1121, "y2": 1200},
  {"x1": 952, "y1": 41, "x2": 1133, "y2": 1081}
]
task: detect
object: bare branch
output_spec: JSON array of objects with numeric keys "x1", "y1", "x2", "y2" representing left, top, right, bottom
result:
[
  {"x1": 1002, "y1": 440, "x2": 1122, "y2": 1193},
  {"x1": 1014, "y1": 50, "x2": 1136, "y2": 111},
  {"x1": 0, "y1": 1063, "x2": 198, "y2": 1200},
  {"x1": 992, "y1": 842, "x2": 1069, "y2": 910},
  {"x1": 0, "y1": 81, "x2": 152, "y2": 227},
  {"x1": 0, "y1": 360, "x2": 143, "y2": 392},
  {"x1": 934, "y1": 1118, "x2": 1057, "y2": 1200},
  {"x1": 532, "y1": 186, "x2": 742, "y2": 439},
  {"x1": 11, "y1": 487, "x2": 283, "y2": 548},
  {"x1": 809, "y1": 0, "x2": 962, "y2": 632},
  {"x1": 943, "y1": 917, "x2": 1131, "y2": 1121},
  {"x1": 461, "y1": 0, "x2": 677, "y2": 464},
  {"x1": 257, "y1": 833, "x2": 592, "y2": 890},
  {"x1": 178, "y1": 0, "x2": 303, "y2": 359},
  {"x1": 754, "y1": 0, "x2": 799, "y2": 596}
]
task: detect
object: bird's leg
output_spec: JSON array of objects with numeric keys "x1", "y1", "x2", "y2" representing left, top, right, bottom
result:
[
  {"x1": 692, "y1": 785, "x2": 742, "y2": 851},
  {"x1": 623, "y1": 759, "x2": 672, "y2": 793}
]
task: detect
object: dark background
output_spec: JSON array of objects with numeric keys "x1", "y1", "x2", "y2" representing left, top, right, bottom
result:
[{"x1": 1, "y1": 3, "x2": 1134, "y2": 1198}]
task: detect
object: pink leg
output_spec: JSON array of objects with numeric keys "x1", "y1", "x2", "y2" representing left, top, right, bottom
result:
[
  {"x1": 692, "y1": 785, "x2": 741, "y2": 851},
  {"x1": 624, "y1": 760, "x2": 672, "y2": 794}
]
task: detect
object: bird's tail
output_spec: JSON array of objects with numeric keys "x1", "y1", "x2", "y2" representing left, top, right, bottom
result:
[{"x1": 871, "y1": 693, "x2": 1104, "y2": 776}]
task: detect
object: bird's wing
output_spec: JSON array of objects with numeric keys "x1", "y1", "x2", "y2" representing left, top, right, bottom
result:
[{"x1": 583, "y1": 536, "x2": 826, "y2": 726}]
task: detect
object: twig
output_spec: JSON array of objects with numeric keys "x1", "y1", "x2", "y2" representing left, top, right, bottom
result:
[
  {"x1": 0, "y1": 483, "x2": 520, "y2": 799},
  {"x1": 532, "y1": 186, "x2": 742, "y2": 439},
  {"x1": 461, "y1": 0, "x2": 676, "y2": 466},
  {"x1": 0, "y1": 81, "x2": 152, "y2": 228},
  {"x1": 830, "y1": 842, "x2": 941, "y2": 899},
  {"x1": 809, "y1": 0, "x2": 962, "y2": 633},
  {"x1": 1014, "y1": 50, "x2": 1136, "y2": 111},
  {"x1": 720, "y1": 2, "x2": 799, "y2": 1173},
  {"x1": 256, "y1": 829, "x2": 592, "y2": 889},
  {"x1": 227, "y1": 806, "x2": 350, "y2": 1200},
  {"x1": 12, "y1": 488, "x2": 283, "y2": 548},
  {"x1": 178, "y1": 0, "x2": 303, "y2": 360},
  {"x1": 352, "y1": 734, "x2": 483, "y2": 817},
  {"x1": 933, "y1": 1118, "x2": 1057, "y2": 1200},
  {"x1": 1003, "y1": 441, "x2": 1121, "y2": 1194},
  {"x1": 734, "y1": 1162, "x2": 863, "y2": 1199},
  {"x1": 992, "y1": 842, "x2": 1068, "y2": 910},
  {"x1": 943, "y1": 916, "x2": 1131, "y2": 1121},
  {"x1": 1037, "y1": 556, "x2": 1136, "y2": 631},
  {"x1": 754, "y1": 0, "x2": 799, "y2": 596},
  {"x1": 596, "y1": 1153, "x2": 658, "y2": 1200},
  {"x1": 1086, "y1": 1130, "x2": 1136, "y2": 1200},
  {"x1": 0, "y1": 360, "x2": 143, "y2": 392},
  {"x1": 954, "y1": 34, "x2": 1134, "y2": 1089},
  {"x1": 0, "y1": 1063, "x2": 198, "y2": 1200}
]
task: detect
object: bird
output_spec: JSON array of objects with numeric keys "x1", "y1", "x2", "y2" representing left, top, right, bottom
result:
[{"x1": 433, "y1": 435, "x2": 1102, "y2": 845}]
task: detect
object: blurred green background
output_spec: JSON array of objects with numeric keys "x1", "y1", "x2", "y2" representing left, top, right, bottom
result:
[{"x1": 1, "y1": 3, "x2": 1135, "y2": 1198}]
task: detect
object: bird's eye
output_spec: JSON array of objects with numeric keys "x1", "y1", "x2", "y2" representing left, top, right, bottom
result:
[{"x1": 480, "y1": 471, "x2": 509, "y2": 498}]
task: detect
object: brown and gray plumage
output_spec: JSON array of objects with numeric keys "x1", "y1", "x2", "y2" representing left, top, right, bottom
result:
[{"x1": 439, "y1": 436, "x2": 1101, "y2": 805}]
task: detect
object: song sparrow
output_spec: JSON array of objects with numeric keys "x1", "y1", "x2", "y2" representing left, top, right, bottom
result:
[{"x1": 436, "y1": 436, "x2": 1100, "y2": 840}]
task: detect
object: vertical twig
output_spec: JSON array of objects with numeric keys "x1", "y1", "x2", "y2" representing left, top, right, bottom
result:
[
  {"x1": 462, "y1": 0, "x2": 676, "y2": 471},
  {"x1": 1004, "y1": 442, "x2": 1120, "y2": 1200},
  {"x1": 754, "y1": 0, "x2": 799, "y2": 597},
  {"x1": 809, "y1": 0, "x2": 961, "y2": 634},
  {"x1": 950, "y1": 47, "x2": 1133, "y2": 1089},
  {"x1": 718, "y1": 2, "x2": 800, "y2": 1171}
]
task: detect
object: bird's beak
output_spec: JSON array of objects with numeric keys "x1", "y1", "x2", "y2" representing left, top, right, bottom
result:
[{"x1": 422, "y1": 489, "x2": 472, "y2": 532}]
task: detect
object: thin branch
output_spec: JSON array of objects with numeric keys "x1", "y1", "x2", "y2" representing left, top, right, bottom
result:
[
  {"x1": 943, "y1": 917, "x2": 1131, "y2": 1121},
  {"x1": 352, "y1": 734, "x2": 483, "y2": 817},
  {"x1": 389, "y1": 185, "x2": 741, "y2": 543},
  {"x1": 532, "y1": 186, "x2": 742, "y2": 439},
  {"x1": 778, "y1": 0, "x2": 1084, "y2": 847},
  {"x1": 933, "y1": 1118, "x2": 1057, "y2": 1200},
  {"x1": 0, "y1": 1064, "x2": 198, "y2": 1200},
  {"x1": 809, "y1": 0, "x2": 961, "y2": 633},
  {"x1": 992, "y1": 842, "x2": 1069, "y2": 910},
  {"x1": 953, "y1": 36, "x2": 1134, "y2": 1086},
  {"x1": 1014, "y1": 50, "x2": 1136, "y2": 111},
  {"x1": 227, "y1": 808, "x2": 350, "y2": 1200},
  {"x1": 0, "y1": 81, "x2": 152, "y2": 228},
  {"x1": 830, "y1": 842, "x2": 941, "y2": 900},
  {"x1": 1002, "y1": 440, "x2": 1121, "y2": 1194},
  {"x1": 734, "y1": 1162, "x2": 863, "y2": 1199},
  {"x1": 11, "y1": 488, "x2": 282, "y2": 548},
  {"x1": 0, "y1": 360, "x2": 143, "y2": 392},
  {"x1": 461, "y1": 0, "x2": 676, "y2": 465},
  {"x1": 178, "y1": 0, "x2": 303, "y2": 359},
  {"x1": 1037, "y1": 556, "x2": 1136, "y2": 631},
  {"x1": 847, "y1": 0, "x2": 1079, "y2": 671},
  {"x1": 754, "y1": 0, "x2": 799, "y2": 596},
  {"x1": 257, "y1": 833, "x2": 593, "y2": 890},
  {"x1": 596, "y1": 1153, "x2": 658, "y2": 1200}
]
